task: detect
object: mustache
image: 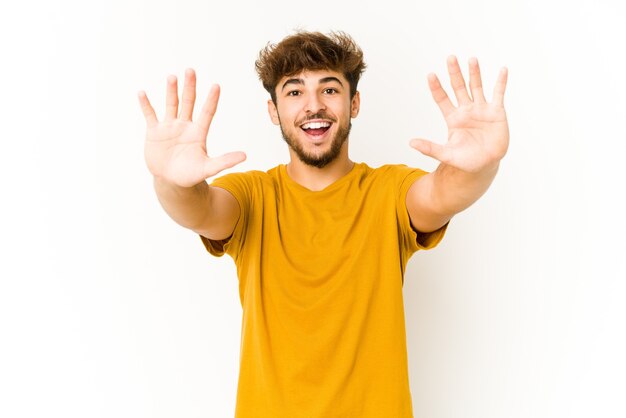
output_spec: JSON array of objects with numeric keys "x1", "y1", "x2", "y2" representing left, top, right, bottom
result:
[{"x1": 295, "y1": 111, "x2": 337, "y2": 126}]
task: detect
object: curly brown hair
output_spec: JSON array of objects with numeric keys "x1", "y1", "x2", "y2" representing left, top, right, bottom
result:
[{"x1": 255, "y1": 31, "x2": 366, "y2": 103}]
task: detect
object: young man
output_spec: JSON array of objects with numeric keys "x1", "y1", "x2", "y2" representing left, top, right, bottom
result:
[{"x1": 138, "y1": 31, "x2": 509, "y2": 417}]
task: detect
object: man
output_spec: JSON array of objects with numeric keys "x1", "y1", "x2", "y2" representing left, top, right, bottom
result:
[{"x1": 138, "y1": 31, "x2": 509, "y2": 417}]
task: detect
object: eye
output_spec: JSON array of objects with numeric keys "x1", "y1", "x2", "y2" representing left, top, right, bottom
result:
[
  {"x1": 323, "y1": 88, "x2": 338, "y2": 94},
  {"x1": 287, "y1": 90, "x2": 301, "y2": 97}
]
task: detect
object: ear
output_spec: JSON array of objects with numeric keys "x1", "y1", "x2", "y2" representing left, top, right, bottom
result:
[
  {"x1": 350, "y1": 91, "x2": 361, "y2": 118},
  {"x1": 267, "y1": 99, "x2": 280, "y2": 125}
]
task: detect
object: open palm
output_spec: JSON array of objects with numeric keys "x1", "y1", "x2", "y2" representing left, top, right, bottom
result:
[
  {"x1": 138, "y1": 69, "x2": 246, "y2": 187},
  {"x1": 411, "y1": 56, "x2": 509, "y2": 173}
]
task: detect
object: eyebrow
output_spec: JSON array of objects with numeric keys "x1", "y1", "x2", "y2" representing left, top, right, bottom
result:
[{"x1": 281, "y1": 76, "x2": 344, "y2": 92}]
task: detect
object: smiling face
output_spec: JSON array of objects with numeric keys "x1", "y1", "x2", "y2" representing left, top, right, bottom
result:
[{"x1": 268, "y1": 69, "x2": 360, "y2": 169}]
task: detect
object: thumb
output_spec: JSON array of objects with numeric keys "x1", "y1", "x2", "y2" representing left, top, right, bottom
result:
[
  {"x1": 203, "y1": 151, "x2": 247, "y2": 179},
  {"x1": 409, "y1": 138, "x2": 448, "y2": 163}
]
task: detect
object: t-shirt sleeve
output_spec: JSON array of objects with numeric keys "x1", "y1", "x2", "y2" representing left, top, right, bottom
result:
[
  {"x1": 199, "y1": 172, "x2": 253, "y2": 260},
  {"x1": 395, "y1": 166, "x2": 449, "y2": 255}
]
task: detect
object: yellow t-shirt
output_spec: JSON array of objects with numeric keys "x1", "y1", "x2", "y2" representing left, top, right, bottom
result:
[{"x1": 200, "y1": 163, "x2": 447, "y2": 418}]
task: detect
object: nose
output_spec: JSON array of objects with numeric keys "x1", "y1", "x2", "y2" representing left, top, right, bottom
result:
[{"x1": 304, "y1": 92, "x2": 326, "y2": 114}]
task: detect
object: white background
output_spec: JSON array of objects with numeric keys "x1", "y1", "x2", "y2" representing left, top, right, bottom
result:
[{"x1": 1, "y1": 0, "x2": 624, "y2": 416}]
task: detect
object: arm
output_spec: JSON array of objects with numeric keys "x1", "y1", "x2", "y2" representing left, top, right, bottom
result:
[
  {"x1": 407, "y1": 56, "x2": 509, "y2": 233},
  {"x1": 138, "y1": 68, "x2": 246, "y2": 240},
  {"x1": 153, "y1": 179, "x2": 240, "y2": 240}
]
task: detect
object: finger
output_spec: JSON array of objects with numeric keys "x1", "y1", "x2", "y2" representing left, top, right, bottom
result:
[
  {"x1": 198, "y1": 84, "x2": 220, "y2": 134},
  {"x1": 447, "y1": 55, "x2": 472, "y2": 106},
  {"x1": 137, "y1": 90, "x2": 158, "y2": 127},
  {"x1": 179, "y1": 68, "x2": 197, "y2": 121},
  {"x1": 165, "y1": 74, "x2": 179, "y2": 121},
  {"x1": 468, "y1": 57, "x2": 487, "y2": 103},
  {"x1": 409, "y1": 138, "x2": 452, "y2": 164},
  {"x1": 204, "y1": 151, "x2": 247, "y2": 178},
  {"x1": 427, "y1": 73, "x2": 455, "y2": 118},
  {"x1": 492, "y1": 67, "x2": 508, "y2": 106}
]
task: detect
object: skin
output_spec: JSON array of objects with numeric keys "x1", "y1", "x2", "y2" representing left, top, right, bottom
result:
[
  {"x1": 138, "y1": 56, "x2": 508, "y2": 238},
  {"x1": 406, "y1": 56, "x2": 509, "y2": 233},
  {"x1": 267, "y1": 70, "x2": 360, "y2": 191}
]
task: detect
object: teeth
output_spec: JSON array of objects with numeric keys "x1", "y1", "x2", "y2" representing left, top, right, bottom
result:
[{"x1": 301, "y1": 121, "x2": 331, "y2": 130}]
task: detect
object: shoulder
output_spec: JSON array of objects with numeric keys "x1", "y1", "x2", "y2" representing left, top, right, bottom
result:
[
  {"x1": 206, "y1": 168, "x2": 277, "y2": 206},
  {"x1": 211, "y1": 167, "x2": 278, "y2": 187},
  {"x1": 365, "y1": 163, "x2": 429, "y2": 184}
]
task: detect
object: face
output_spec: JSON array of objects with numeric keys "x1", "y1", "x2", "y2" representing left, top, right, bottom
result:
[{"x1": 268, "y1": 69, "x2": 360, "y2": 168}]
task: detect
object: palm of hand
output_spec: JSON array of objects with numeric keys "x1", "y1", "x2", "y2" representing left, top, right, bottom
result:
[
  {"x1": 411, "y1": 56, "x2": 509, "y2": 173},
  {"x1": 144, "y1": 120, "x2": 211, "y2": 187},
  {"x1": 444, "y1": 102, "x2": 509, "y2": 173},
  {"x1": 138, "y1": 70, "x2": 246, "y2": 188}
]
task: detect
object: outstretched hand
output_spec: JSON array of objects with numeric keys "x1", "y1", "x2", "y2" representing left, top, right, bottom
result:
[
  {"x1": 410, "y1": 56, "x2": 509, "y2": 173},
  {"x1": 138, "y1": 69, "x2": 246, "y2": 187}
]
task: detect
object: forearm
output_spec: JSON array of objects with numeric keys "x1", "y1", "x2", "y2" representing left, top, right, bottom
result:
[
  {"x1": 153, "y1": 177, "x2": 212, "y2": 231},
  {"x1": 407, "y1": 162, "x2": 499, "y2": 233},
  {"x1": 429, "y1": 161, "x2": 499, "y2": 216}
]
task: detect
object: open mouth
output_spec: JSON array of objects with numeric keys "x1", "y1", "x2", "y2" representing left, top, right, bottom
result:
[{"x1": 300, "y1": 121, "x2": 332, "y2": 138}]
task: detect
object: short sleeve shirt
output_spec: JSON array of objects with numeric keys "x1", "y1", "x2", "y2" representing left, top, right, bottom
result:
[{"x1": 201, "y1": 163, "x2": 447, "y2": 418}]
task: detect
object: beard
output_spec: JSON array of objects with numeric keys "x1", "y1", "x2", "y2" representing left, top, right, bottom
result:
[{"x1": 278, "y1": 113, "x2": 352, "y2": 169}]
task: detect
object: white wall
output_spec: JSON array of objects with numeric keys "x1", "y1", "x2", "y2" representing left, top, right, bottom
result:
[{"x1": 1, "y1": 0, "x2": 624, "y2": 416}]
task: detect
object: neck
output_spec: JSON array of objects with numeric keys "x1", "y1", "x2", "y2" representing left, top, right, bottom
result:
[{"x1": 286, "y1": 145, "x2": 354, "y2": 191}]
